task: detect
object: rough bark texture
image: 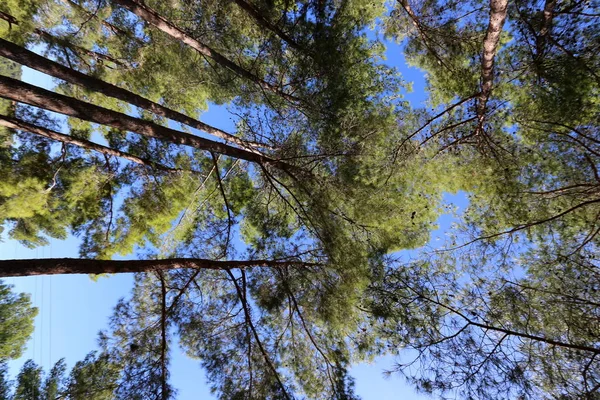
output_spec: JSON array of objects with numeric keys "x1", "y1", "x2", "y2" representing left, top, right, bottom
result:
[
  {"x1": 0, "y1": 258, "x2": 317, "y2": 277},
  {"x1": 0, "y1": 75, "x2": 293, "y2": 170},
  {"x1": 0, "y1": 115, "x2": 183, "y2": 172},
  {"x1": 114, "y1": 0, "x2": 299, "y2": 103},
  {"x1": 476, "y1": 0, "x2": 508, "y2": 128},
  {"x1": 0, "y1": 38, "x2": 263, "y2": 151}
]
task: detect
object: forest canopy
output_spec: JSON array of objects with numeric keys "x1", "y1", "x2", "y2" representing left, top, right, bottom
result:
[{"x1": 0, "y1": 0, "x2": 599, "y2": 398}]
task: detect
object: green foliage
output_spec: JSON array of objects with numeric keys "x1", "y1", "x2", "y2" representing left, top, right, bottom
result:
[
  {"x1": 2, "y1": 0, "x2": 600, "y2": 398},
  {"x1": 68, "y1": 352, "x2": 120, "y2": 399},
  {"x1": 5, "y1": 355, "x2": 119, "y2": 400},
  {"x1": 0, "y1": 281, "x2": 37, "y2": 361},
  {"x1": 13, "y1": 359, "x2": 43, "y2": 400},
  {"x1": 0, "y1": 0, "x2": 40, "y2": 43}
]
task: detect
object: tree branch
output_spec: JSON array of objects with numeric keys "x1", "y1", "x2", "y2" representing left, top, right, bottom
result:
[
  {"x1": 231, "y1": 0, "x2": 303, "y2": 52},
  {"x1": 226, "y1": 269, "x2": 291, "y2": 399},
  {"x1": 476, "y1": 0, "x2": 508, "y2": 134},
  {"x1": 114, "y1": 0, "x2": 301, "y2": 105}
]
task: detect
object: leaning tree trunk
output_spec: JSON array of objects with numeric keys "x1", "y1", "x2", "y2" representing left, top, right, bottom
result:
[
  {"x1": 113, "y1": 0, "x2": 300, "y2": 104},
  {"x1": 231, "y1": 0, "x2": 303, "y2": 51},
  {"x1": 0, "y1": 75, "x2": 295, "y2": 172},
  {"x1": 476, "y1": 0, "x2": 508, "y2": 132},
  {"x1": 0, "y1": 38, "x2": 264, "y2": 151},
  {"x1": 536, "y1": 0, "x2": 557, "y2": 56},
  {"x1": 0, "y1": 115, "x2": 186, "y2": 172}
]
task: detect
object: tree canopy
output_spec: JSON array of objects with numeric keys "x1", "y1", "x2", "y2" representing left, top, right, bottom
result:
[
  {"x1": 0, "y1": 0, "x2": 599, "y2": 398},
  {"x1": 0, "y1": 281, "x2": 36, "y2": 361}
]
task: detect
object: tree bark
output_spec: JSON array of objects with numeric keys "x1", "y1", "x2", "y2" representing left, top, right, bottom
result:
[
  {"x1": 476, "y1": 0, "x2": 508, "y2": 131},
  {"x1": 0, "y1": 114, "x2": 185, "y2": 173},
  {"x1": 0, "y1": 38, "x2": 264, "y2": 151},
  {"x1": 0, "y1": 75, "x2": 294, "y2": 171},
  {"x1": 0, "y1": 258, "x2": 317, "y2": 277},
  {"x1": 231, "y1": 0, "x2": 302, "y2": 51},
  {"x1": 113, "y1": 0, "x2": 300, "y2": 104}
]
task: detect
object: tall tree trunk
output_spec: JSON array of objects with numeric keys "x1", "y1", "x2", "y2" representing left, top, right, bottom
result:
[
  {"x1": 0, "y1": 38, "x2": 265, "y2": 151},
  {"x1": 0, "y1": 258, "x2": 316, "y2": 277},
  {"x1": 0, "y1": 115, "x2": 184, "y2": 173},
  {"x1": 536, "y1": 0, "x2": 557, "y2": 56},
  {"x1": 0, "y1": 75, "x2": 294, "y2": 171},
  {"x1": 113, "y1": 0, "x2": 300, "y2": 104},
  {"x1": 476, "y1": 0, "x2": 508, "y2": 132},
  {"x1": 231, "y1": 0, "x2": 303, "y2": 51}
]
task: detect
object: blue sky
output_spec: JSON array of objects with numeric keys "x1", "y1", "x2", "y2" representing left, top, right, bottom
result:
[
  {"x1": 1, "y1": 193, "x2": 466, "y2": 399},
  {"x1": 0, "y1": 31, "x2": 469, "y2": 399}
]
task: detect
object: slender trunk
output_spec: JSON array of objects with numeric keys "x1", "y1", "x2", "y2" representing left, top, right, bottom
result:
[
  {"x1": 0, "y1": 75, "x2": 293, "y2": 171},
  {"x1": 536, "y1": 0, "x2": 557, "y2": 56},
  {"x1": 113, "y1": 0, "x2": 300, "y2": 104},
  {"x1": 476, "y1": 0, "x2": 508, "y2": 130},
  {"x1": 34, "y1": 30, "x2": 125, "y2": 67},
  {"x1": 468, "y1": 317, "x2": 600, "y2": 354},
  {"x1": 0, "y1": 115, "x2": 185, "y2": 173},
  {"x1": 158, "y1": 273, "x2": 169, "y2": 400},
  {"x1": 0, "y1": 38, "x2": 265, "y2": 151},
  {"x1": 0, "y1": 10, "x2": 18, "y2": 27},
  {"x1": 227, "y1": 269, "x2": 292, "y2": 399},
  {"x1": 231, "y1": 0, "x2": 302, "y2": 51},
  {"x1": 396, "y1": 0, "x2": 451, "y2": 71},
  {"x1": 0, "y1": 257, "x2": 317, "y2": 277},
  {"x1": 0, "y1": 11, "x2": 124, "y2": 67}
]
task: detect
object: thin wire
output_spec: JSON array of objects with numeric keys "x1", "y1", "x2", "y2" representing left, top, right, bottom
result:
[
  {"x1": 49, "y1": 239, "x2": 53, "y2": 370},
  {"x1": 41, "y1": 245, "x2": 45, "y2": 370},
  {"x1": 49, "y1": 240, "x2": 53, "y2": 369},
  {"x1": 41, "y1": 274, "x2": 44, "y2": 370},
  {"x1": 32, "y1": 270, "x2": 38, "y2": 396}
]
